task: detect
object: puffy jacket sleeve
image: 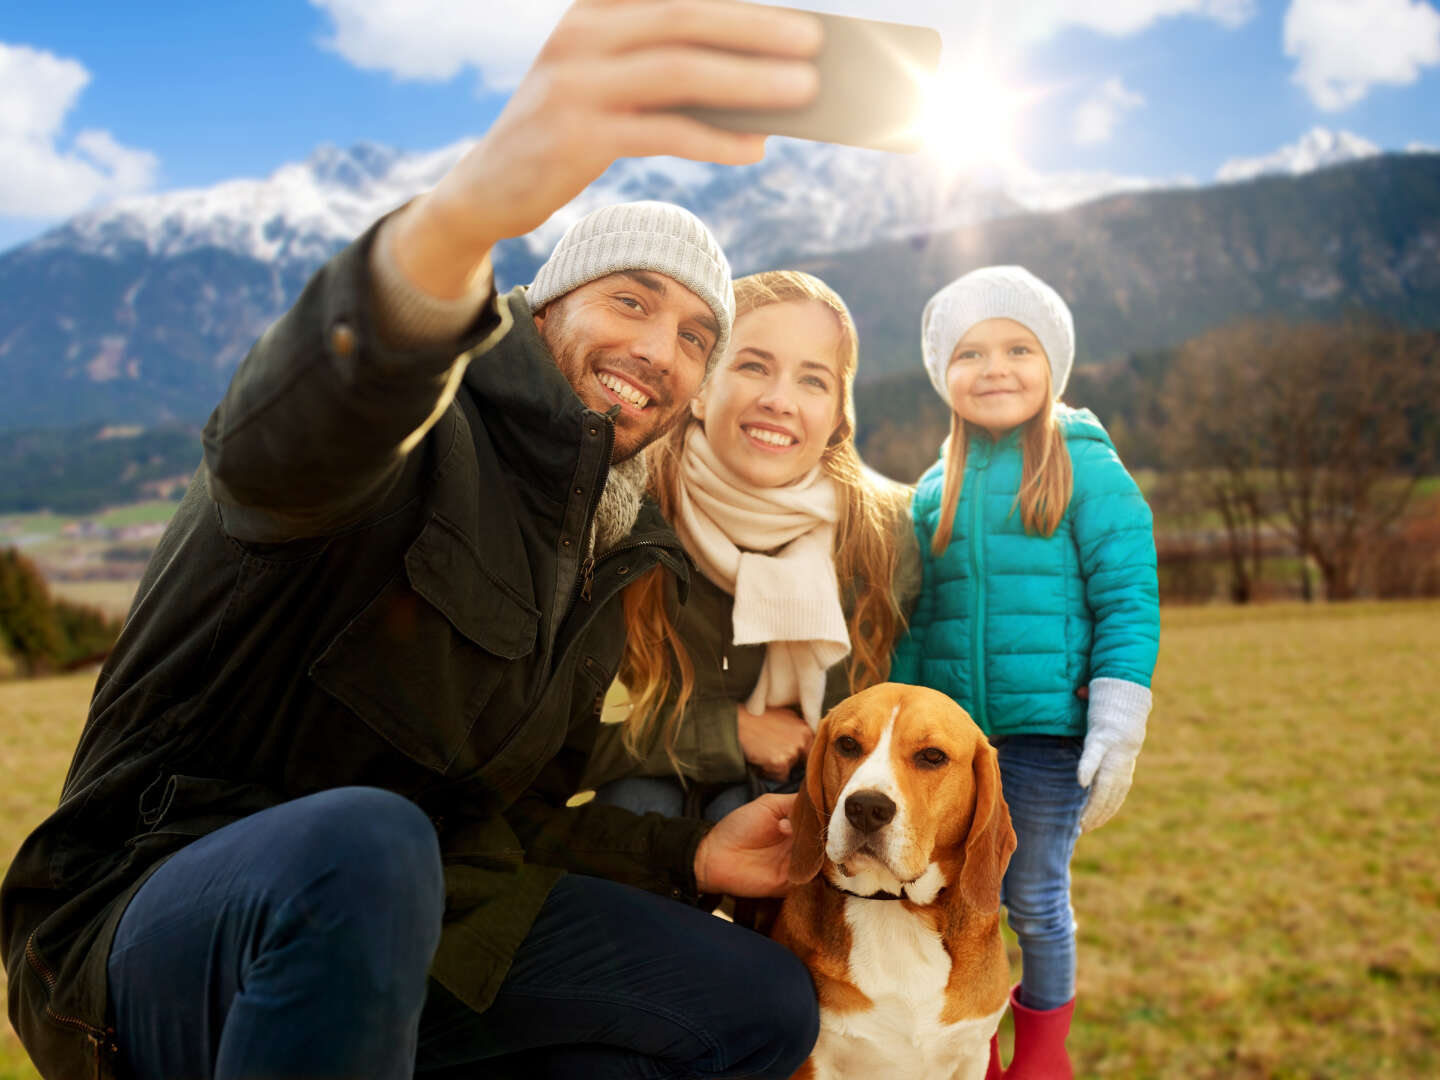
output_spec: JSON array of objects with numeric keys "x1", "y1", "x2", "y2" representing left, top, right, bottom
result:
[
  {"x1": 1069, "y1": 438, "x2": 1160, "y2": 688},
  {"x1": 202, "y1": 212, "x2": 503, "y2": 543}
]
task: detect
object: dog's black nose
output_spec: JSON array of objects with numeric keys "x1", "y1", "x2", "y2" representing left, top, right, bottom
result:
[{"x1": 844, "y1": 790, "x2": 896, "y2": 834}]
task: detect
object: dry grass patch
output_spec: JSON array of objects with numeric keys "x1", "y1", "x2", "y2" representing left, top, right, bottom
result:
[
  {"x1": 1, "y1": 671, "x2": 93, "y2": 1080},
  {"x1": 1062, "y1": 601, "x2": 1440, "y2": 1078}
]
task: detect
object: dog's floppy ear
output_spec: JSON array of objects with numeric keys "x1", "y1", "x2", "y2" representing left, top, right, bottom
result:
[
  {"x1": 787, "y1": 715, "x2": 831, "y2": 885},
  {"x1": 957, "y1": 738, "x2": 1017, "y2": 912}
]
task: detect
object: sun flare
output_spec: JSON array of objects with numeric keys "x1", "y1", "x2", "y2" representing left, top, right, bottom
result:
[{"x1": 910, "y1": 62, "x2": 1035, "y2": 173}]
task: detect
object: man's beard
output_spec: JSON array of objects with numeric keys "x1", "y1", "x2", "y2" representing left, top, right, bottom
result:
[{"x1": 539, "y1": 312, "x2": 685, "y2": 463}]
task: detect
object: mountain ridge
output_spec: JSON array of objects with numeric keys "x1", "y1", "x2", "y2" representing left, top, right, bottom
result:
[{"x1": 3, "y1": 144, "x2": 1438, "y2": 432}]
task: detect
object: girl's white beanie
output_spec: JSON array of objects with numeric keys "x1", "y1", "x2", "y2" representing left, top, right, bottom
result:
[{"x1": 921, "y1": 265, "x2": 1075, "y2": 407}]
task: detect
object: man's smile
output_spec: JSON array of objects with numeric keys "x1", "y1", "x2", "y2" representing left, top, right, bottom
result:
[{"x1": 597, "y1": 370, "x2": 653, "y2": 410}]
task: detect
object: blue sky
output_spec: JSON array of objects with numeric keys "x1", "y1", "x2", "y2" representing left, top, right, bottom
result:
[{"x1": 3, "y1": 0, "x2": 1438, "y2": 253}]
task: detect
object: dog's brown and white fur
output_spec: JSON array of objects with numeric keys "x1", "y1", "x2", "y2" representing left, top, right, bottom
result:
[{"x1": 772, "y1": 683, "x2": 1017, "y2": 1080}]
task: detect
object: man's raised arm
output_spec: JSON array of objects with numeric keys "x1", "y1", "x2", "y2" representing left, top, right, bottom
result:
[{"x1": 204, "y1": 0, "x2": 821, "y2": 540}]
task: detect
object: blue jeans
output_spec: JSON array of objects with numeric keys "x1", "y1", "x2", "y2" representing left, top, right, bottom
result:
[
  {"x1": 593, "y1": 774, "x2": 793, "y2": 823},
  {"x1": 994, "y1": 736, "x2": 1087, "y2": 1012},
  {"x1": 108, "y1": 786, "x2": 819, "y2": 1079}
]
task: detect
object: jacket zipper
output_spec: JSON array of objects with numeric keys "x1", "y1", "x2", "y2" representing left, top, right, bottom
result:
[
  {"x1": 970, "y1": 444, "x2": 989, "y2": 731},
  {"x1": 25, "y1": 930, "x2": 114, "y2": 1043},
  {"x1": 573, "y1": 537, "x2": 680, "y2": 614},
  {"x1": 562, "y1": 415, "x2": 614, "y2": 623}
]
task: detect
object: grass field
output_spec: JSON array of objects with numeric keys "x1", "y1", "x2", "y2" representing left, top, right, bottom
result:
[
  {"x1": 45, "y1": 580, "x2": 139, "y2": 620},
  {"x1": 2, "y1": 601, "x2": 1438, "y2": 1079}
]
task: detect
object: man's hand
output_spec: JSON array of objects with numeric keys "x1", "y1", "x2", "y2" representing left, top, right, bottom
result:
[
  {"x1": 737, "y1": 704, "x2": 813, "y2": 781},
  {"x1": 694, "y1": 792, "x2": 796, "y2": 897},
  {"x1": 393, "y1": 0, "x2": 822, "y2": 299}
]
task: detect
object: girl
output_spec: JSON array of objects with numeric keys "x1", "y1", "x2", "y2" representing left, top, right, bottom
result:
[
  {"x1": 890, "y1": 266, "x2": 1159, "y2": 1080},
  {"x1": 584, "y1": 270, "x2": 918, "y2": 821}
]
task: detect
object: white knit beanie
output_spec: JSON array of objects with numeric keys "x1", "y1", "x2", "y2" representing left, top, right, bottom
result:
[
  {"x1": 921, "y1": 265, "x2": 1075, "y2": 407},
  {"x1": 527, "y1": 201, "x2": 734, "y2": 364}
]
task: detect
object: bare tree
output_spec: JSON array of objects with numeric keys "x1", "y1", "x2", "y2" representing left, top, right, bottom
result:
[
  {"x1": 1151, "y1": 324, "x2": 1273, "y2": 603},
  {"x1": 1153, "y1": 320, "x2": 1438, "y2": 601},
  {"x1": 1258, "y1": 322, "x2": 1437, "y2": 599}
]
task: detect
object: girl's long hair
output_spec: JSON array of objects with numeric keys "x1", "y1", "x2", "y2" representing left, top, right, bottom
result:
[
  {"x1": 617, "y1": 270, "x2": 911, "y2": 772},
  {"x1": 930, "y1": 369, "x2": 1073, "y2": 555}
]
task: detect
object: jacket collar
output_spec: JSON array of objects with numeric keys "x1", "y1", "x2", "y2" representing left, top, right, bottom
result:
[{"x1": 460, "y1": 286, "x2": 606, "y2": 489}]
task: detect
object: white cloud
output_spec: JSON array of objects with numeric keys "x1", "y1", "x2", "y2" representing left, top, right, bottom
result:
[
  {"x1": 1073, "y1": 78, "x2": 1146, "y2": 146},
  {"x1": 1216, "y1": 126, "x2": 1381, "y2": 182},
  {"x1": 1284, "y1": 0, "x2": 1440, "y2": 110},
  {"x1": 1408, "y1": 139, "x2": 1440, "y2": 152},
  {"x1": 309, "y1": 0, "x2": 567, "y2": 90},
  {"x1": 0, "y1": 42, "x2": 159, "y2": 218},
  {"x1": 307, "y1": 0, "x2": 1256, "y2": 89}
]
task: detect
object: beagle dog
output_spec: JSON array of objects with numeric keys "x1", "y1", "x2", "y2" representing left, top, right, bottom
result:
[{"x1": 771, "y1": 682, "x2": 1017, "y2": 1080}]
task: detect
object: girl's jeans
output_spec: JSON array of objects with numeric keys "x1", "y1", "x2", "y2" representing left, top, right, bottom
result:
[
  {"x1": 106, "y1": 786, "x2": 818, "y2": 1079},
  {"x1": 994, "y1": 735, "x2": 1088, "y2": 1012}
]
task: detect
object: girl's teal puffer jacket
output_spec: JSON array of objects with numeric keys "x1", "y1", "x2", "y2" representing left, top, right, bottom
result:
[{"x1": 890, "y1": 406, "x2": 1159, "y2": 738}]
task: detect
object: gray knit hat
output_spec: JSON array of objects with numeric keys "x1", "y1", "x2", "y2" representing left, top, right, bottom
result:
[
  {"x1": 527, "y1": 201, "x2": 734, "y2": 363},
  {"x1": 921, "y1": 265, "x2": 1075, "y2": 407}
]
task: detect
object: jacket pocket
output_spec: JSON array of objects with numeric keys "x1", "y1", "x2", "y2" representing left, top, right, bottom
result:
[
  {"x1": 134, "y1": 772, "x2": 280, "y2": 838},
  {"x1": 310, "y1": 514, "x2": 541, "y2": 775}
]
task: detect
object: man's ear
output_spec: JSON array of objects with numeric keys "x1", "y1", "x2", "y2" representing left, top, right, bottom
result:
[
  {"x1": 690, "y1": 394, "x2": 706, "y2": 421},
  {"x1": 531, "y1": 304, "x2": 548, "y2": 334}
]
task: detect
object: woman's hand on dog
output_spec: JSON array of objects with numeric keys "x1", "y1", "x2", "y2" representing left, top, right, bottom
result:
[
  {"x1": 737, "y1": 704, "x2": 814, "y2": 781},
  {"x1": 694, "y1": 793, "x2": 797, "y2": 897}
]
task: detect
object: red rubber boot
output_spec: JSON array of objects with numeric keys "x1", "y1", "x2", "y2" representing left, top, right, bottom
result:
[
  {"x1": 985, "y1": 1032, "x2": 1003, "y2": 1080},
  {"x1": 1003, "y1": 984, "x2": 1074, "y2": 1079}
]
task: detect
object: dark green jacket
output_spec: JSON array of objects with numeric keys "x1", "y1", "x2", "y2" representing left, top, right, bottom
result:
[
  {"x1": 582, "y1": 505, "x2": 922, "y2": 791},
  {"x1": 0, "y1": 221, "x2": 710, "y2": 1080}
]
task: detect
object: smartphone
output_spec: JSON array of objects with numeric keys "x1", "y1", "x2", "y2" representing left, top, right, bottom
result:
[{"x1": 681, "y1": 8, "x2": 942, "y2": 154}]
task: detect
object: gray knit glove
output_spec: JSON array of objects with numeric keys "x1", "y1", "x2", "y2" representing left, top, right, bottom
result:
[{"x1": 1077, "y1": 678, "x2": 1152, "y2": 833}]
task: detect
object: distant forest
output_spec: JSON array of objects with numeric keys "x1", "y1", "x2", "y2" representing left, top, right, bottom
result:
[
  {"x1": 0, "y1": 423, "x2": 202, "y2": 515},
  {"x1": 0, "y1": 548, "x2": 122, "y2": 677}
]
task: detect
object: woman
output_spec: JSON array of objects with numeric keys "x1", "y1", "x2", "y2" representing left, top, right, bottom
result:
[{"x1": 584, "y1": 270, "x2": 919, "y2": 820}]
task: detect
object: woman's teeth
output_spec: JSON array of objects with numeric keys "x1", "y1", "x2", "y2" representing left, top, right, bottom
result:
[
  {"x1": 745, "y1": 426, "x2": 796, "y2": 447},
  {"x1": 599, "y1": 373, "x2": 649, "y2": 408}
]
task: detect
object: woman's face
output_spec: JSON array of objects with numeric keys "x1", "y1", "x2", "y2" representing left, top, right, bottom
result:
[{"x1": 692, "y1": 299, "x2": 845, "y2": 488}]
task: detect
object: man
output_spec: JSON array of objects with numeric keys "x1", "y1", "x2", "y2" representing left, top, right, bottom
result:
[{"x1": 1, "y1": 2, "x2": 828, "y2": 1077}]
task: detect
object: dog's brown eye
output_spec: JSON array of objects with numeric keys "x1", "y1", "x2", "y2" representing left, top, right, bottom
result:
[
  {"x1": 915, "y1": 747, "x2": 948, "y2": 768},
  {"x1": 835, "y1": 735, "x2": 862, "y2": 757}
]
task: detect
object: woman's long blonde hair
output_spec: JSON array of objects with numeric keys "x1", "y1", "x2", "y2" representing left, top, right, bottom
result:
[
  {"x1": 617, "y1": 270, "x2": 911, "y2": 771},
  {"x1": 930, "y1": 366, "x2": 1073, "y2": 554}
]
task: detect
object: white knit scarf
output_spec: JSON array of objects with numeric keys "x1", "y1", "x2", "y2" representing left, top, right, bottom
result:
[{"x1": 671, "y1": 423, "x2": 850, "y2": 727}]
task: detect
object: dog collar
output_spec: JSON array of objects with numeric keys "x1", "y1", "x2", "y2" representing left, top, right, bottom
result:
[{"x1": 834, "y1": 884, "x2": 905, "y2": 902}]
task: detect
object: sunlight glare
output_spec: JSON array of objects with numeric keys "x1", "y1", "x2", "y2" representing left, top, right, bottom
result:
[{"x1": 911, "y1": 62, "x2": 1031, "y2": 174}]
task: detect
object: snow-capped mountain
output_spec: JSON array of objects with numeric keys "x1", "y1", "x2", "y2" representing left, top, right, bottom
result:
[
  {"x1": 1216, "y1": 127, "x2": 1381, "y2": 184},
  {"x1": 30, "y1": 138, "x2": 1022, "y2": 280},
  {"x1": 0, "y1": 137, "x2": 1026, "y2": 431},
  {"x1": 3, "y1": 138, "x2": 1438, "y2": 434}
]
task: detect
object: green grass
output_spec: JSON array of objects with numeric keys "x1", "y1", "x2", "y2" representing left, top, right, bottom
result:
[
  {"x1": 92, "y1": 501, "x2": 179, "y2": 528},
  {"x1": 3, "y1": 601, "x2": 1438, "y2": 1078},
  {"x1": 0, "y1": 514, "x2": 70, "y2": 541}
]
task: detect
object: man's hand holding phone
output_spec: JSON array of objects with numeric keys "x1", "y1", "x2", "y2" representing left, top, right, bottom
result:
[{"x1": 393, "y1": 0, "x2": 824, "y2": 300}]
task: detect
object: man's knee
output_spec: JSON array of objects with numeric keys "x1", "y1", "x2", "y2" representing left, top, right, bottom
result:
[
  {"x1": 765, "y1": 949, "x2": 822, "y2": 1075},
  {"x1": 272, "y1": 787, "x2": 444, "y2": 930},
  {"x1": 727, "y1": 940, "x2": 820, "y2": 1079}
]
